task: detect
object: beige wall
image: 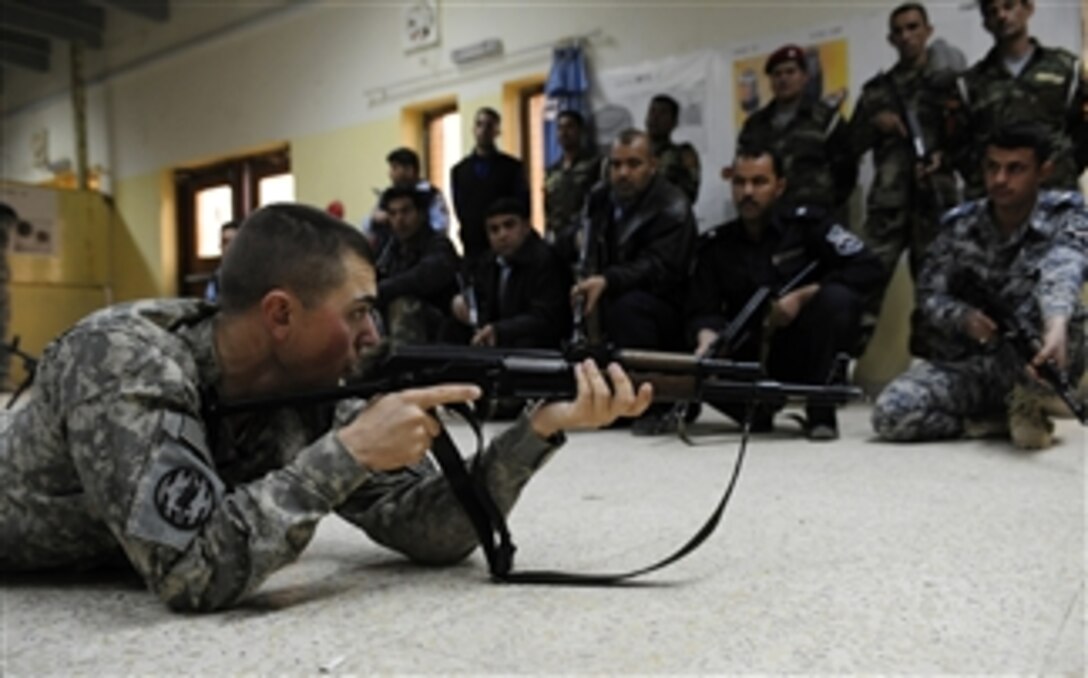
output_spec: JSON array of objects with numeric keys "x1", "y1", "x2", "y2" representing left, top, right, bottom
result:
[{"x1": 293, "y1": 117, "x2": 400, "y2": 224}]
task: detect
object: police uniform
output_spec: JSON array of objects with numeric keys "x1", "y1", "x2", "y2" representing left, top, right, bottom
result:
[
  {"x1": 688, "y1": 206, "x2": 884, "y2": 427},
  {"x1": 951, "y1": 39, "x2": 1087, "y2": 199},
  {"x1": 872, "y1": 191, "x2": 1088, "y2": 441},
  {"x1": 0, "y1": 300, "x2": 562, "y2": 610},
  {"x1": 544, "y1": 150, "x2": 603, "y2": 238},
  {"x1": 652, "y1": 139, "x2": 701, "y2": 205}
]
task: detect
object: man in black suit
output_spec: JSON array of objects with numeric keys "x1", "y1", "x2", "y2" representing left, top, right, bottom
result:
[
  {"x1": 448, "y1": 198, "x2": 571, "y2": 349},
  {"x1": 450, "y1": 107, "x2": 529, "y2": 263}
]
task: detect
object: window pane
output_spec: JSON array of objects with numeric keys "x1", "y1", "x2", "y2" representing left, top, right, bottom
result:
[
  {"x1": 196, "y1": 184, "x2": 233, "y2": 258},
  {"x1": 258, "y1": 173, "x2": 296, "y2": 207},
  {"x1": 527, "y1": 91, "x2": 545, "y2": 234},
  {"x1": 426, "y1": 110, "x2": 462, "y2": 251}
]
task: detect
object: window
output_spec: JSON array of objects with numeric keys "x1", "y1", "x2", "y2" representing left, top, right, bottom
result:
[
  {"x1": 174, "y1": 147, "x2": 292, "y2": 297},
  {"x1": 423, "y1": 105, "x2": 461, "y2": 248},
  {"x1": 520, "y1": 85, "x2": 546, "y2": 233}
]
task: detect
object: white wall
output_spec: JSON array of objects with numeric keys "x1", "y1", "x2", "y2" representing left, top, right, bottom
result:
[{"x1": 1, "y1": 0, "x2": 1081, "y2": 186}]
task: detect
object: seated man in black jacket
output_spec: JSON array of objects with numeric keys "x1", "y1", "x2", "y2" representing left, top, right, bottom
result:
[
  {"x1": 448, "y1": 198, "x2": 571, "y2": 348},
  {"x1": 562, "y1": 128, "x2": 697, "y2": 433},
  {"x1": 688, "y1": 144, "x2": 884, "y2": 440},
  {"x1": 376, "y1": 186, "x2": 460, "y2": 343}
]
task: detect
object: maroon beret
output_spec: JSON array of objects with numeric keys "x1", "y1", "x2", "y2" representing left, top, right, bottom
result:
[{"x1": 764, "y1": 44, "x2": 807, "y2": 74}]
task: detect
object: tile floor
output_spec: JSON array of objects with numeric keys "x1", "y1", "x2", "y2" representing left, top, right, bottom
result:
[{"x1": 1, "y1": 404, "x2": 1084, "y2": 674}]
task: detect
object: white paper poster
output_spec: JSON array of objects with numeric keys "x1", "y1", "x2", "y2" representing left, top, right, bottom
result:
[{"x1": 1, "y1": 184, "x2": 60, "y2": 257}]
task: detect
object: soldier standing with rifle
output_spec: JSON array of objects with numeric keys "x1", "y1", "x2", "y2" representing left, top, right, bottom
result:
[
  {"x1": 849, "y1": 3, "x2": 961, "y2": 356},
  {"x1": 688, "y1": 145, "x2": 884, "y2": 440},
  {"x1": 873, "y1": 123, "x2": 1087, "y2": 449}
]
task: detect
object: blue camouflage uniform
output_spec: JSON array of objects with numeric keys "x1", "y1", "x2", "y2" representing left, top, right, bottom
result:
[{"x1": 873, "y1": 191, "x2": 1088, "y2": 440}]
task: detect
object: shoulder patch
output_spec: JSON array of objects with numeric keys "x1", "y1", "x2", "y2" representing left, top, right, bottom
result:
[
  {"x1": 825, "y1": 223, "x2": 865, "y2": 256},
  {"x1": 1039, "y1": 190, "x2": 1085, "y2": 211},
  {"x1": 125, "y1": 412, "x2": 224, "y2": 551},
  {"x1": 940, "y1": 200, "x2": 982, "y2": 226}
]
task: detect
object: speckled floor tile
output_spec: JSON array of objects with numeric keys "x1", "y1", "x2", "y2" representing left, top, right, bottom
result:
[{"x1": 2, "y1": 404, "x2": 1083, "y2": 674}]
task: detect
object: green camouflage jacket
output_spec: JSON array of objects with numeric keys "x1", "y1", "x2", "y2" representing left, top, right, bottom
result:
[
  {"x1": 545, "y1": 150, "x2": 603, "y2": 236},
  {"x1": 952, "y1": 40, "x2": 1086, "y2": 198},
  {"x1": 738, "y1": 96, "x2": 857, "y2": 210},
  {"x1": 850, "y1": 60, "x2": 959, "y2": 210}
]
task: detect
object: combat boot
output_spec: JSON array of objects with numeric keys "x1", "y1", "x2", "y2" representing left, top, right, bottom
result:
[{"x1": 1007, "y1": 384, "x2": 1055, "y2": 450}]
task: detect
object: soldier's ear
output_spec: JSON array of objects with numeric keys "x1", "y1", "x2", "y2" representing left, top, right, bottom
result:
[
  {"x1": 261, "y1": 290, "x2": 295, "y2": 341},
  {"x1": 774, "y1": 176, "x2": 787, "y2": 199},
  {"x1": 1039, "y1": 158, "x2": 1054, "y2": 182}
]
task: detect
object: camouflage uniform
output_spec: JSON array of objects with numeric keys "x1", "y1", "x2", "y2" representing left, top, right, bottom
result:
[
  {"x1": 738, "y1": 97, "x2": 858, "y2": 214},
  {"x1": 850, "y1": 62, "x2": 959, "y2": 280},
  {"x1": 0, "y1": 299, "x2": 562, "y2": 611},
  {"x1": 951, "y1": 40, "x2": 1087, "y2": 199},
  {"x1": 544, "y1": 150, "x2": 602, "y2": 239},
  {"x1": 873, "y1": 191, "x2": 1088, "y2": 441},
  {"x1": 652, "y1": 139, "x2": 701, "y2": 205}
]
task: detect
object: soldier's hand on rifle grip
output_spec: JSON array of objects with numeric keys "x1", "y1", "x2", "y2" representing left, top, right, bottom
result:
[
  {"x1": 572, "y1": 275, "x2": 608, "y2": 315},
  {"x1": 471, "y1": 325, "x2": 497, "y2": 347},
  {"x1": 963, "y1": 308, "x2": 998, "y2": 345},
  {"x1": 872, "y1": 110, "x2": 908, "y2": 138},
  {"x1": 337, "y1": 384, "x2": 482, "y2": 471},
  {"x1": 917, "y1": 151, "x2": 943, "y2": 181},
  {"x1": 1030, "y1": 316, "x2": 1070, "y2": 380},
  {"x1": 769, "y1": 284, "x2": 819, "y2": 329},
  {"x1": 451, "y1": 295, "x2": 471, "y2": 326},
  {"x1": 530, "y1": 360, "x2": 653, "y2": 438},
  {"x1": 694, "y1": 329, "x2": 718, "y2": 358}
]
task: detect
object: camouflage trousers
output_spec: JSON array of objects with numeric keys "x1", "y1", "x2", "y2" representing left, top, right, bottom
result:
[
  {"x1": 872, "y1": 343, "x2": 1085, "y2": 441},
  {"x1": 863, "y1": 205, "x2": 940, "y2": 284},
  {"x1": 862, "y1": 206, "x2": 942, "y2": 358}
]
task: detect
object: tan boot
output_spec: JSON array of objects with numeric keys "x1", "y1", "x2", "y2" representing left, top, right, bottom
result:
[{"x1": 1007, "y1": 384, "x2": 1055, "y2": 450}]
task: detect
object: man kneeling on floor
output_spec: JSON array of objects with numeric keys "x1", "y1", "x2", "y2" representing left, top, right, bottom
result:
[
  {"x1": 0, "y1": 204, "x2": 652, "y2": 611},
  {"x1": 687, "y1": 144, "x2": 884, "y2": 440},
  {"x1": 872, "y1": 123, "x2": 1087, "y2": 449}
]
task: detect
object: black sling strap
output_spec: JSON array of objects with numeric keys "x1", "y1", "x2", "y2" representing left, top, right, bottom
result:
[{"x1": 431, "y1": 403, "x2": 751, "y2": 585}]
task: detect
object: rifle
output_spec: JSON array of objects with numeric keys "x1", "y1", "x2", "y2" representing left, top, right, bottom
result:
[
  {"x1": 704, "y1": 259, "x2": 820, "y2": 359},
  {"x1": 456, "y1": 272, "x2": 480, "y2": 331},
  {"x1": 950, "y1": 271, "x2": 1087, "y2": 424},
  {"x1": 209, "y1": 343, "x2": 860, "y2": 417},
  {"x1": 883, "y1": 70, "x2": 946, "y2": 214},
  {"x1": 569, "y1": 190, "x2": 607, "y2": 352},
  {"x1": 206, "y1": 343, "x2": 861, "y2": 585}
]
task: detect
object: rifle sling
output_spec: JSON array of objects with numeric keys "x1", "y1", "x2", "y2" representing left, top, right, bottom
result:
[{"x1": 431, "y1": 403, "x2": 751, "y2": 585}]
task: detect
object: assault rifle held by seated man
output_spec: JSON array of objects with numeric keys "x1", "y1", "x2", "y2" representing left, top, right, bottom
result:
[{"x1": 951, "y1": 271, "x2": 1087, "y2": 424}]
